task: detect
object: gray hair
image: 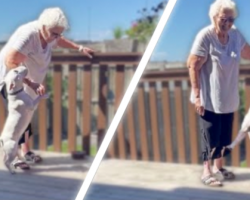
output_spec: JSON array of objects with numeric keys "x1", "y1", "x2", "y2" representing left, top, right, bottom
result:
[
  {"x1": 209, "y1": 0, "x2": 238, "y2": 26},
  {"x1": 38, "y1": 7, "x2": 69, "y2": 30}
]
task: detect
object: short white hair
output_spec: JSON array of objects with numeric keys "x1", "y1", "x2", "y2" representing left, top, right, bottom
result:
[
  {"x1": 38, "y1": 7, "x2": 69, "y2": 30},
  {"x1": 209, "y1": 0, "x2": 238, "y2": 26}
]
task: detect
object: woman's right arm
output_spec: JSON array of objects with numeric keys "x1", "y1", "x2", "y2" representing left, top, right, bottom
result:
[
  {"x1": 5, "y1": 48, "x2": 26, "y2": 69},
  {"x1": 4, "y1": 48, "x2": 32, "y2": 86},
  {"x1": 187, "y1": 54, "x2": 206, "y2": 115},
  {"x1": 4, "y1": 49, "x2": 45, "y2": 95}
]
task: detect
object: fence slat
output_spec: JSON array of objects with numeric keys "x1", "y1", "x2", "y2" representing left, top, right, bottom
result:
[
  {"x1": 127, "y1": 100, "x2": 137, "y2": 160},
  {"x1": 245, "y1": 78, "x2": 250, "y2": 167},
  {"x1": 53, "y1": 65, "x2": 62, "y2": 152},
  {"x1": 174, "y1": 81, "x2": 186, "y2": 163},
  {"x1": 149, "y1": 82, "x2": 161, "y2": 161},
  {"x1": 127, "y1": 69, "x2": 137, "y2": 160},
  {"x1": 38, "y1": 80, "x2": 47, "y2": 150},
  {"x1": 115, "y1": 65, "x2": 126, "y2": 159},
  {"x1": 97, "y1": 65, "x2": 108, "y2": 149},
  {"x1": 231, "y1": 110, "x2": 240, "y2": 166},
  {"x1": 82, "y1": 65, "x2": 92, "y2": 155},
  {"x1": 68, "y1": 65, "x2": 77, "y2": 152},
  {"x1": 187, "y1": 84, "x2": 199, "y2": 164},
  {"x1": 138, "y1": 83, "x2": 149, "y2": 160},
  {"x1": 161, "y1": 82, "x2": 173, "y2": 162},
  {"x1": 107, "y1": 67, "x2": 116, "y2": 158}
]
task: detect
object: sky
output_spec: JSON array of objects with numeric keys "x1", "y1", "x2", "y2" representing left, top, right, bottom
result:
[
  {"x1": 1, "y1": 0, "x2": 250, "y2": 62},
  {"x1": 154, "y1": 0, "x2": 250, "y2": 62}
]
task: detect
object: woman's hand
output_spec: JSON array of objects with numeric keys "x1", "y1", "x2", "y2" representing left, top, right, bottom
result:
[
  {"x1": 195, "y1": 97, "x2": 205, "y2": 116},
  {"x1": 24, "y1": 78, "x2": 45, "y2": 96},
  {"x1": 79, "y1": 46, "x2": 95, "y2": 59},
  {"x1": 30, "y1": 82, "x2": 46, "y2": 96}
]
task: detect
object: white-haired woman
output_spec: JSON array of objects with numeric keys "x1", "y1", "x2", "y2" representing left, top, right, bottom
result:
[
  {"x1": 0, "y1": 7, "x2": 95, "y2": 170},
  {"x1": 187, "y1": 0, "x2": 250, "y2": 187}
]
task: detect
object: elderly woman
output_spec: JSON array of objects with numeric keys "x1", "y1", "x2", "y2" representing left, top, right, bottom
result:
[
  {"x1": 187, "y1": 0, "x2": 250, "y2": 187},
  {"x1": 0, "y1": 7, "x2": 94, "y2": 169}
]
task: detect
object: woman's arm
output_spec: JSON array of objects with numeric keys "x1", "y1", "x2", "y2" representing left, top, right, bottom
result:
[
  {"x1": 4, "y1": 48, "x2": 45, "y2": 95},
  {"x1": 187, "y1": 54, "x2": 206, "y2": 98},
  {"x1": 57, "y1": 37, "x2": 95, "y2": 58},
  {"x1": 4, "y1": 48, "x2": 30, "y2": 85},
  {"x1": 5, "y1": 48, "x2": 26, "y2": 70},
  {"x1": 187, "y1": 54, "x2": 206, "y2": 115},
  {"x1": 241, "y1": 43, "x2": 250, "y2": 60}
]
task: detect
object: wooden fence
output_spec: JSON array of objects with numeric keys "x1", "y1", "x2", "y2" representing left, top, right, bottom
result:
[
  {"x1": 1, "y1": 52, "x2": 250, "y2": 168},
  {"x1": 106, "y1": 64, "x2": 250, "y2": 167},
  {"x1": 114, "y1": 65, "x2": 250, "y2": 167},
  {"x1": 0, "y1": 52, "x2": 141, "y2": 155}
]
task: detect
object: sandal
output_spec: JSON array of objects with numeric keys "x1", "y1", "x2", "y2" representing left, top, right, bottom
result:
[
  {"x1": 12, "y1": 160, "x2": 30, "y2": 170},
  {"x1": 24, "y1": 151, "x2": 43, "y2": 164},
  {"x1": 201, "y1": 174, "x2": 223, "y2": 187},
  {"x1": 213, "y1": 168, "x2": 235, "y2": 181},
  {"x1": 219, "y1": 168, "x2": 235, "y2": 180}
]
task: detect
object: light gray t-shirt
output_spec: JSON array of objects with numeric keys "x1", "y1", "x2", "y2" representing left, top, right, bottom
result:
[
  {"x1": 190, "y1": 25, "x2": 246, "y2": 114},
  {"x1": 0, "y1": 20, "x2": 58, "y2": 98}
]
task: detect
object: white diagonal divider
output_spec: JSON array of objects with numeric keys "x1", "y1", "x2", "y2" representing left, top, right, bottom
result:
[{"x1": 75, "y1": 0, "x2": 178, "y2": 199}]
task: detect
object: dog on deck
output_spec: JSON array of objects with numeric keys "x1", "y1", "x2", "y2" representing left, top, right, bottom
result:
[
  {"x1": 0, "y1": 66, "x2": 48, "y2": 174},
  {"x1": 222, "y1": 107, "x2": 250, "y2": 156}
]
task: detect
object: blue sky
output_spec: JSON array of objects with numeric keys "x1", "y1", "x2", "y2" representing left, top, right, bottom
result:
[
  {"x1": 0, "y1": 0, "x2": 163, "y2": 41},
  {"x1": 154, "y1": 0, "x2": 250, "y2": 62},
  {"x1": 1, "y1": 0, "x2": 250, "y2": 62}
]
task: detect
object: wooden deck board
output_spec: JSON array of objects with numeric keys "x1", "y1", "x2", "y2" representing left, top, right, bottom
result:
[{"x1": 0, "y1": 152, "x2": 250, "y2": 200}]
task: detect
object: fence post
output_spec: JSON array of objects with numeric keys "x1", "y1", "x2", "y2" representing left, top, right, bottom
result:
[
  {"x1": 97, "y1": 65, "x2": 108, "y2": 149},
  {"x1": 82, "y1": 64, "x2": 92, "y2": 156}
]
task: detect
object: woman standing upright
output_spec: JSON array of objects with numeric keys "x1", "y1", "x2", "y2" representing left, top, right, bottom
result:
[{"x1": 187, "y1": 0, "x2": 250, "y2": 187}]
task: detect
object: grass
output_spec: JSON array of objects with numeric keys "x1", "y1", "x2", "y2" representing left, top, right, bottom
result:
[
  {"x1": 47, "y1": 140, "x2": 97, "y2": 156},
  {"x1": 240, "y1": 160, "x2": 247, "y2": 168}
]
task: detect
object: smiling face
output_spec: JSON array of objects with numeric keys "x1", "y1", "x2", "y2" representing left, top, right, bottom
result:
[
  {"x1": 214, "y1": 8, "x2": 235, "y2": 34},
  {"x1": 41, "y1": 25, "x2": 64, "y2": 43}
]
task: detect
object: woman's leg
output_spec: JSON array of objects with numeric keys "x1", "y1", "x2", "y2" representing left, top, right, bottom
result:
[
  {"x1": 199, "y1": 110, "x2": 222, "y2": 186},
  {"x1": 17, "y1": 110, "x2": 42, "y2": 163},
  {"x1": 18, "y1": 123, "x2": 33, "y2": 156},
  {"x1": 213, "y1": 112, "x2": 235, "y2": 180}
]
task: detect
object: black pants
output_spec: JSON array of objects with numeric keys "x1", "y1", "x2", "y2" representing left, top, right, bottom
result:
[
  {"x1": 199, "y1": 110, "x2": 234, "y2": 161},
  {"x1": 0, "y1": 86, "x2": 32, "y2": 145}
]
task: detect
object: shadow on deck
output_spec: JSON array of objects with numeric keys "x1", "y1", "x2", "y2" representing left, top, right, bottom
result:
[{"x1": 0, "y1": 152, "x2": 250, "y2": 200}]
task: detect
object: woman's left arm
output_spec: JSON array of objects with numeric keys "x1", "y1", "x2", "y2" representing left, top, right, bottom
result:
[
  {"x1": 241, "y1": 43, "x2": 250, "y2": 60},
  {"x1": 57, "y1": 37, "x2": 95, "y2": 58}
]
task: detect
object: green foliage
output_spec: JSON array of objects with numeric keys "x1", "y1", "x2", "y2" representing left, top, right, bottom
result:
[
  {"x1": 125, "y1": 1, "x2": 168, "y2": 44},
  {"x1": 241, "y1": 160, "x2": 247, "y2": 167},
  {"x1": 113, "y1": 26, "x2": 124, "y2": 39},
  {"x1": 47, "y1": 141, "x2": 97, "y2": 156},
  {"x1": 239, "y1": 85, "x2": 246, "y2": 122},
  {"x1": 46, "y1": 73, "x2": 68, "y2": 107},
  {"x1": 125, "y1": 19, "x2": 158, "y2": 43}
]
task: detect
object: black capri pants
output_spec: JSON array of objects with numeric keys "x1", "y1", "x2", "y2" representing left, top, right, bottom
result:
[
  {"x1": 0, "y1": 86, "x2": 33, "y2": 145},
  {"x1": 199, "y1": 109, "x2": 234, "y2": 161}
]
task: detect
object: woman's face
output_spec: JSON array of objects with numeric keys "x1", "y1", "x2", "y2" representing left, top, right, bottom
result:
[
  {"x1": 42, "y1": 25, "x2": 64, "y2": 43},
  {"x1": 214, "y1": 9, "x2": 235, "y2": 33}
]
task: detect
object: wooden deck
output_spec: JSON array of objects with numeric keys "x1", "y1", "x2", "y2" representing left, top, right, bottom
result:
[{"x1": 1, "y1": 151, "x2": 250, "y2": 200}]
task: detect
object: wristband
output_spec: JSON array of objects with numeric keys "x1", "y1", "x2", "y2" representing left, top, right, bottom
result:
[{"x1": 78, "y1": 45, "x2": 84, "y2": 52}]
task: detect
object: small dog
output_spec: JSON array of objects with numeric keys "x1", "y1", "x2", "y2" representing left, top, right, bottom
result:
[
  {"x1": 0, "y1": 66, "x2": 48, "y2": 174},
  {"x1": 222, "y1": 107, "x2": 250, "y2": 156}
]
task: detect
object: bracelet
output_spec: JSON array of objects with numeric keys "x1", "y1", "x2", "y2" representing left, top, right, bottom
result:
[{"x1": 78, "y1": 45, "x2": 84, "y2": 52}]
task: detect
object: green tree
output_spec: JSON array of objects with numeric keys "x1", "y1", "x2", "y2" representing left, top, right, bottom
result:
[
  {"x1": 113, "y1": 26, "x2": 124, "y2": 39},
  {"x1": 125, "y1": 1, "x2": 168, "y2": 44}
]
